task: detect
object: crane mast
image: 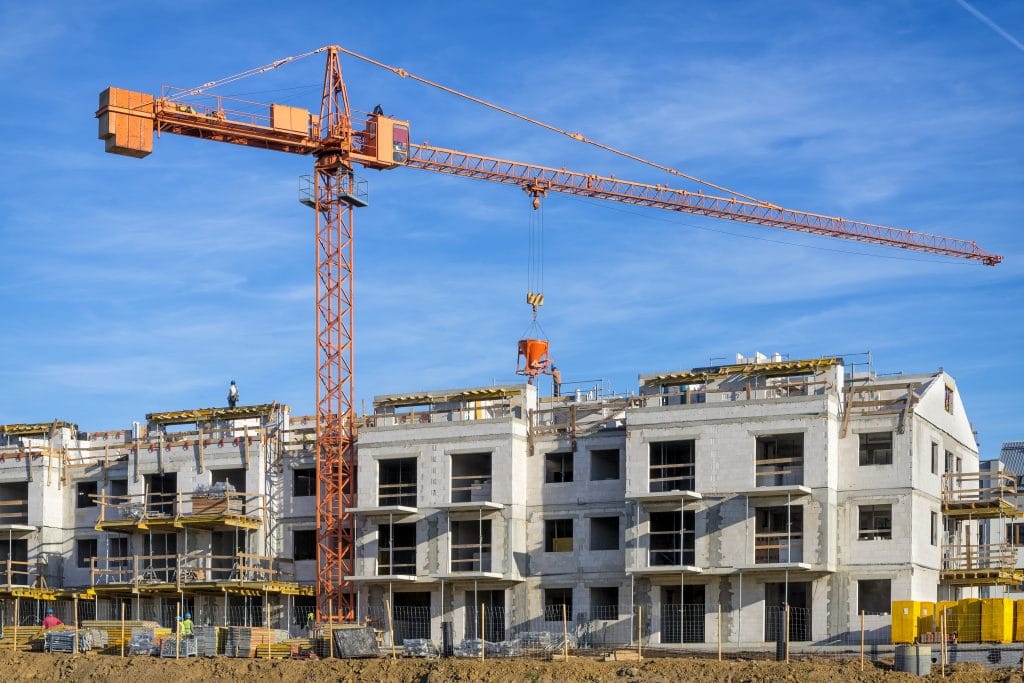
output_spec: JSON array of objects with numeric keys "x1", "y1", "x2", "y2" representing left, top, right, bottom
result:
[
  {"x1": 312, "y1": 48, "x2": 358, "y2": 621},
  {"x1": 95, "y1": 45, "x2": 1003, "y2": 623}
]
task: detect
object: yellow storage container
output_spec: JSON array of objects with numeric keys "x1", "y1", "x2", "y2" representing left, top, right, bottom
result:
[
  {"x1": 892, "y1": 601, "x2": 933, "y2": 643},
  {"x1": 981, "y1": 598, "x2": 1014, "y2": 643},
  {"x1": 954, "y1": 598, "x2": 982, "y2": 643}
]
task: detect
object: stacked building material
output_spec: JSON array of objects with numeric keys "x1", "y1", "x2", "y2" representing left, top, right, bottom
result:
[
  {"x1": 192, "y1": 482, "x2": 242, "y2": 515},
  {"x1": 403, "y1": 638, "x2": 439, "y2": 657},
  {"x1": 1, "y1": 625, "x2": 43, "y2": 651},
  {"x1": 518, "y1": 631, "x2": 570, "y2": 651},
  {"x1": 159, "y1": 636, "x2": 198, "y2": 657},
  {"x1": 85, "y1": 628, "x2": 109, "y2": 649},
  {"x1": 453, "y1": 638, "x2": 504, "y2": 658},
  {"x1": 44, "y1": 630, "x2": 94, "y2": 653},
  {"x1": 193, "y1": 625, "x2": 225, "y2": 656},
  {"x1": 82, "y1": 619, "x2": 163, "y2": 651},
  {"x1": 127, "y1": 625, "x2": 172, "y2": 656},
  {"x1": 225, "y1": 626, "x2": 289, "y2": 657},
  {"x1": 253, "y1": 643, "x2": 292, "y2": 658}
]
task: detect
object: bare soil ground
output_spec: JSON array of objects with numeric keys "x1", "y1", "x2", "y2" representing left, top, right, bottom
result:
[{"x1": 1, "y1": 651, "x2": 1022, "y2": 682}]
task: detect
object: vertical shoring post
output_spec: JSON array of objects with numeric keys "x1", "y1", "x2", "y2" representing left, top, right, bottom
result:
[{"x1": 314, "y1": 45, "x2": 356, "y2": 622}]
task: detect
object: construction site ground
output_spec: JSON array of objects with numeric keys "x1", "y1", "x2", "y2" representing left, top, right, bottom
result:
[{"x1": 1, "y1": 651, "x2": 1022, "y2": 683}]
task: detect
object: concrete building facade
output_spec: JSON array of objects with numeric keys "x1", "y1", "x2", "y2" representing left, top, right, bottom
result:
[
  {"x1": 348, "y1": 355, "x2": 984, "y2": 645},
  {"x1": 0, "y1": 354, "x2": 993, "y2": 644}
]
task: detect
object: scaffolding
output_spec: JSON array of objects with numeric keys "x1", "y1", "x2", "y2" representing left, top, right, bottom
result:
[{"x1": 941, "y1": 471, "x2": 1023, "y2": 587}]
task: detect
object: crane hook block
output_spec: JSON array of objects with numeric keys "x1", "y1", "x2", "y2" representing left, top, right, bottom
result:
[{"x1": 516, "y1": 338, "x2": 551, "y2": 382}]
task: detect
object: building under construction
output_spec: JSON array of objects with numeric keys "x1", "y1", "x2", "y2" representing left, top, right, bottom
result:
[{"x1": 0, "y1": 354, "x2": 1011, "y2": 644}]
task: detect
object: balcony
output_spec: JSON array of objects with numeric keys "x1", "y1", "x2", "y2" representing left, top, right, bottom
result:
[
  {"x1": 90, "y1": 551, "x2": 310, "y2": 595},
  {"x1": 942, "y1": 471, "x2": 1018, "y2": 519},
  {"x1": 941, "y1": 542, "x2": 1024, "y2": 587},
  {"x1": 0, "y1": 559, "x2": 38, "y2": 590},
  {"x1": 94, "y1": 489, "x2": 265, "y2": 532}
]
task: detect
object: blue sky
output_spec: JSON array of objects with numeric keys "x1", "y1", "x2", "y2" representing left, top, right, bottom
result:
[{"x1": 0, "y1": 1, "x2": 1021, "y2": 455}]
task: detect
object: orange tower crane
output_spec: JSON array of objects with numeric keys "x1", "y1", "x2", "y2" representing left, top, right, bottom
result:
[{"x1": 95, "y1": 45, "x2": 1002, "y2": 622}]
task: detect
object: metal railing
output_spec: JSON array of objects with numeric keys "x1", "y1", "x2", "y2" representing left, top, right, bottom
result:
[
  {"x1": 95, "y1": 490, "x2": 265, "y2": 525},
  {"x1": 366, "y1": 403, "x2": 521, "y2": 427},
  {"x1": 0, "y1": 499, "x2": 28, "y2": 525},
  {"x1": 90, "y1": 552, "x2": 295, "y2": 587}
]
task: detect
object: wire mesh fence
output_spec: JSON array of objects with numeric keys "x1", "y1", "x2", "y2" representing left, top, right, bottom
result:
[{"x1": 2, "y1": 594, "x2": 1024, "y2": 667}]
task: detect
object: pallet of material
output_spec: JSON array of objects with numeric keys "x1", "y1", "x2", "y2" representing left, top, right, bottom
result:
[
  {"x1": 44, "y1": 629, "x2": 94, "y2": 653},
  {"x1": 191, "y1": 496, "x2": 243, "y2": 515},
  {"x1": 160, "y1": 636, "x2": 198, "y2": 657},
  {"x1": 193, "y1": 625, "x2": 225, "y2": 656},
  {"x1": 83, "y1": 620, "x2": 163, "y2": 650},
  {"x1": 127, "y1": 625, "x2": 172, "y2": 656},
  {"x1": 225, "y1": 626, "x2": 289, "y2": 658}
]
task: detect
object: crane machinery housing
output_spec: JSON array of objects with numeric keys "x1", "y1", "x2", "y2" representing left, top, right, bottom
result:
[{"x1": 94, "y1": 44, "x2": 1002, "y2": 623}]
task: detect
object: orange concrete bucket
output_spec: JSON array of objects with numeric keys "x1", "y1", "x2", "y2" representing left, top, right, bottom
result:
[{"x1": 517, "y1": 338, "x2": 550, "y2": 375}]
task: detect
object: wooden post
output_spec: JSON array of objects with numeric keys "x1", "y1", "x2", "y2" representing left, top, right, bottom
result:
[
  {"x1": 941, "y1": 609, "x2": 947, "y2": 678},
  {"x1": 12, "y1": 597, "x2": 19, "y2": 652},
  {"x1": 784, "y1": 604, "x2": 790, "y2": 663},
  {"x1": 73, "y1": 596, "x2": 80, "y2": 657},
  {"x1": 265, "y1": 589, "x2": 271, "y2": 660},
  {"x1": 860, "y1": 610, "x2": 865, "y2": 671},
  {"x1": 175, "y1": 602, "x2": 181, "y2": 659},
  {"x1": 482, "y1": 602, "x2": 487, "y2": 662},
  {"x1": 328, "y1": 598, "x2": 334, "y2": 659},
  {"x1": 385, "y1": 599, "x2": 396, "y2": 660},
  {"x1": 120, "y1": 602, "x2": 126, "y2": 658},
  {"x1": 717, "y1": 602, "x2": 722, "y2": 661},
  {"x1": 561, "y1": 603, "x2": 568, "y2": 661},
  {"x1": 637, "y1": 605, "x2": 643, "y2": 661}
]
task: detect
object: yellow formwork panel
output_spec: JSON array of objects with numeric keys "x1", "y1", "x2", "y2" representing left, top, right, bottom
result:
[
  {"x1": 1015, "y1": 601, "x2": 1024, "y2": 642},
  {"x1": 917, "y1": 601, "x2": 936, "y2": 635},
  {"x1": 955, "y1": 598, "x2": 982, "y2": 643},
  {"x1": 892, "y1": 601, "x2": 934, "y2": 644},
  {"x1": 981, "y1": 598, "x2": 1014, "y2": 643}
]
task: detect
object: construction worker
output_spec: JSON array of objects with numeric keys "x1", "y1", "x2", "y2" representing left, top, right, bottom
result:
[
  {"x1": 228, "y1": 380, "x2": 239, "y2": 408},
  {"x1": 551, "y1": 366, "x2": 562, "y2": 398},
  {"x1": 180, "y1": 611, "x2": 194, "y2": 638},
  {"x1": 41, "y1": 608, "x2": 63, "y2": 629}
]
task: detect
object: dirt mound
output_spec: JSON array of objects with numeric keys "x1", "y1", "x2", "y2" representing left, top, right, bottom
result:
[{"x1": 0, "y1": 651, "x2": 1017, "y2": 682}]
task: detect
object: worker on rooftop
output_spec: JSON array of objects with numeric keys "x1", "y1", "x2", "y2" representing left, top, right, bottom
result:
[
  {"x1": 551, "y1": 366, "x2": 562, "y2": 398},
  {"x1": 41, "y1": 608, "x2": 63, "y2": 629},
  {"x1": 228, "y1": 380, "x2": 239, "y2": 408}
]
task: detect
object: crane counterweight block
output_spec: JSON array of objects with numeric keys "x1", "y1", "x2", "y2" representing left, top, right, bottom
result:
[{"x1": 97, "y1": 87, "x2": 155, "y2": 158}]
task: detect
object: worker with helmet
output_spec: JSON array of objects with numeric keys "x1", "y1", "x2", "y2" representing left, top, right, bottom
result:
[
  {"x1": 179, "y1": 611, "x2": 194, "y2": 638},
  {"x1": 41, "y1": 608, "x2": 63, "y2": 629}
]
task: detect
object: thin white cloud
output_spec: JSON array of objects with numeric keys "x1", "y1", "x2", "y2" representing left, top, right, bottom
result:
[{"x1": 954, "y1": 0, "x2": 1024, "y2": 53}]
